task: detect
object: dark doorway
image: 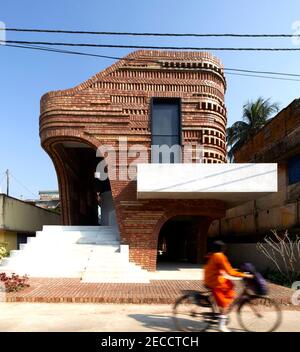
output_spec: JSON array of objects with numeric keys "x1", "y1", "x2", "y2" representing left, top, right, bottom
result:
[
  {"x1": 55, "y1": 141, "x2": 114, "y2": 225},
  {"x1": 157, "y1": 216, "x2": 206, "y2": 264}
]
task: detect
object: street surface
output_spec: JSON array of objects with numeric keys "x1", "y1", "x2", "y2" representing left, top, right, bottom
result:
[{"x1": 0, "y1": 303, "x2": 299, "y2": 332}]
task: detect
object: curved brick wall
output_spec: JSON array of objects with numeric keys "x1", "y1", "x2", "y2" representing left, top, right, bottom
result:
[
  {"x1": 40, "y1": 50, "x2": 227, "y2": 163},
  {"x1": 39, "y1": 50, "x2": 227, "y2": 270}
]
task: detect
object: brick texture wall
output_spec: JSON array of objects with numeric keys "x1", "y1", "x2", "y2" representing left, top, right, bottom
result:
[
  {"x1": 234, "y1": 98, "x2": 300, "y2": 163},
  {"x1": 40, "y1": 50, "x2": 227, "y2": 270}
]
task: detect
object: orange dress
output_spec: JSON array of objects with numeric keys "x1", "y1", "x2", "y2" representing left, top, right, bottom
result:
[{"x1": 204, "y1": 252, "x2": 246, "y2": 308}]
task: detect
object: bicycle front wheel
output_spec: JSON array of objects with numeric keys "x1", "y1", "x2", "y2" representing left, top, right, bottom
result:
[
  {"x1": 237, "y1": 296, "x2": 282, "y2": 332},
  {"x1": 173, "y1": 293, "x2": 215, "y2": 332}
]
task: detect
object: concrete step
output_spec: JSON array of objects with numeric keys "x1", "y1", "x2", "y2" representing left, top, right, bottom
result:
[
  {"x1": 81, "y1": 272, "x2": 149, "y2": 283},
  {"x1": 19, "y1": 243, "x2": 27, "y2": 250},
  {"x1": 35, "y1": 234, "x2": 119, "y2": 240},
  {"x1": 38, "y1": 229, "x2": 119, "y2": 236},
  {"x1": 38, "y1": 236, "x2": 120, "y2": 241},
  {"x1": 1, "y1": 258, "x2": 15, "y2": 266},
  {"x1": 1, "y1": 260, "x2": 87, "y2": 269},
  {"x1": 18, "y1": 244, "x2": 120, "y2": 252},
  {"x1": 28, "y1": 241, "x2": 120, "y2": 246},
  {"x1": 0, "y1": 268, "x2": 83, "y2": 278},
  {"x1": 83, "y1": 269, "x2": 149, "y2": 276},
  {"x1": 25, "y1": 238, "x2": 120, "y2": 246},
  {"x1": 0, "y1": 225, "x2": 148, "y2": 283},
  {"x1": 34, "y1": 233, "x2": 119, "y2": 240},
  {"x1": 42, "y1": 225, "x2": 118, "y2": 232}
]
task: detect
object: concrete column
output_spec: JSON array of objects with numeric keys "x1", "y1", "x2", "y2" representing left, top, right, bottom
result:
[{"x1": 100, "y1": 191, "x2": 117, "y2": 226}]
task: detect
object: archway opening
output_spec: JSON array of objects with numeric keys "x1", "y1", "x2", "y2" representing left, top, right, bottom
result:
[
  {"x1": 53, "y1": 141, "x2": 116, "y2": 226},
  {"x1": 157, "y1": 216, "x2": 208, "y2": 266}
]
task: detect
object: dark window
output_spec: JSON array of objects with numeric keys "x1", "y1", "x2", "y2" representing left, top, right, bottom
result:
[
  {"x1": 288, "y1": 155, "x2": 300, "y2": 184},
  {"x1": 151, "y1": 98, "x2": 181, "y2": 163}
]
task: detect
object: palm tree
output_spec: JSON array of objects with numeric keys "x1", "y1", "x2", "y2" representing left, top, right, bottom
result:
[{"x1": 227, "y1": 97, "x2": 279, "y2": 162}]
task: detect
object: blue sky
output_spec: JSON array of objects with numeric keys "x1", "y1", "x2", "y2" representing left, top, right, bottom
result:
[{"x1": 1, "y1": 0, "x2": 300, "y2": 199}]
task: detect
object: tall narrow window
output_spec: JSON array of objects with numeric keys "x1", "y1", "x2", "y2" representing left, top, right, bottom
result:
[
  {"x1": 288, "y1": 155, "x2": 300, "y2": 184},
  {"x1": 151, "y1": 98, "x2": 181, "y2": 163}
]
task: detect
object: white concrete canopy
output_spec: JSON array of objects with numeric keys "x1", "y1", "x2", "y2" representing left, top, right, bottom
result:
[{"x1": 137, "y1": 163, "x2": 278, "y2": 207}]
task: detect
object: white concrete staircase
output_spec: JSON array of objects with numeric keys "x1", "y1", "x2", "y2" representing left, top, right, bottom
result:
[{"x1": 0, "y1": 226, "x2": 149, "y2": 283}]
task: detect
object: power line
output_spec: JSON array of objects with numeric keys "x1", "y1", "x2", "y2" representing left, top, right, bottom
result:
[
  {"x1": 224, "y1": 67, "x2": 300, "y2": 78},
  {"x1": 225, "y1": 72, "x2": 300, "y2": 82},
  {"x1": 4, "y1": 42, "x2": 300, "y2": 82},
  {"x1": 5, "y1": 43, "x2": 131, "y2": 61},
  {"x1": 2, "y1": 39, "x2": 300, "y2": 51},
  {"x1": 2, "y1": 28, "x2": 300, "y2": 38},
  {"x1": 10, "y1": 173, "x2": 36, "y2": 197}
]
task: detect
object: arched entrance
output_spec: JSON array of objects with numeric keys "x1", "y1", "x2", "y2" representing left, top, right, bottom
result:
[
  {"x1": 157, "y1": 216, "x2": 209, "y2": 265},
  {"x1": 50, "y1": 140, "x2": 116, "y2": 226}
]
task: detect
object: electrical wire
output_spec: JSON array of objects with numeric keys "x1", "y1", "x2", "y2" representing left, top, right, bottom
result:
[
  {"x1": 3, "y1": 42, "x2": 300, "y2": 82},
  {"x1": 224, "y1": 67, "x2": 300, "y2": 78},
  {"x1": 2, "y1": 28, "x2": 300, "y2": 38},
  {"x1": 2, "y1": 39, "x2": 300, "y2": 51},
  {"x1": 10, "y1": 173, "x2": 36, "y2": 197},
  {"x1": 225, "y1": 72, "x2": 300, "y2": 81},
  {"x1": 5, "y1": 43, "x2": 132, "y2": 61}
]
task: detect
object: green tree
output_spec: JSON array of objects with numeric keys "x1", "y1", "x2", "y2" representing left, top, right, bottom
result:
[{"x1": 227, "y1": 97, "x2": 279, "y2": 162}]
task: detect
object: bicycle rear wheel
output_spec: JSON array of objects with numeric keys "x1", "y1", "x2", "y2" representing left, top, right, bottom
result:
[
  {"x1": 237, "y1": 296, "x2": 282, "y2": 332},
  {"x1": 173, "y1": 293, "x2": 216, "y2": 332}
]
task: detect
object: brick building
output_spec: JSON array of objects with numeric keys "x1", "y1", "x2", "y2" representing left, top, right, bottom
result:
[
  {"x1": 26, "y1": 190, "x2": 60, "y2": 211},
  {"x1": 39, "y1": 50, "x2": 276, "y2": 272},
  {"x1": 208, "y1": 99, "x2": 300, "y2": 270}
]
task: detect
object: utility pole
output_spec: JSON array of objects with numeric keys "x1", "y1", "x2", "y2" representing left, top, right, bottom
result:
[{"x1": 5, "y1": 169, "x2": 9, "y2": 196}]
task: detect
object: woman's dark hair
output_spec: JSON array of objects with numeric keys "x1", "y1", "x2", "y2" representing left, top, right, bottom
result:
[{"x1": 212, "y1": 240, "x2": 226, "y2": 253}]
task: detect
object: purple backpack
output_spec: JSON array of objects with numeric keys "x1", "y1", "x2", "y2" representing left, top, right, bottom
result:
[{"x1": 241, "y1": 263, "x2": 269, "y2": 296}]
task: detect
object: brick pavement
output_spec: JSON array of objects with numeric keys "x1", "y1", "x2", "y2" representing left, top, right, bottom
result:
[{"x1": 4, "y1": 278, "x2": 296, "y2": 306}]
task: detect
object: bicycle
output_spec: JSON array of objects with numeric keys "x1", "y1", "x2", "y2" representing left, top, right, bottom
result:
[{"x1": 173, "y1": 278, "x2": 282, "y2": 332}]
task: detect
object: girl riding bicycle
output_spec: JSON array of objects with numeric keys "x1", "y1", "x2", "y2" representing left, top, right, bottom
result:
[{"x1": 204, "y1": 240, "x2": 253, "y2": 332}]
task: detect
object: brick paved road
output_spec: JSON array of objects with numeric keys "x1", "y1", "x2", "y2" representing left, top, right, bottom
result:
[{"x1": 5, "y1": 278, "x2": 296, "y2": 306}]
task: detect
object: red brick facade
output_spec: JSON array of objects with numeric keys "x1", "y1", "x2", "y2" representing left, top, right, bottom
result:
[
  {"x1": 234, "y1": 98, "x2": 300, "y2": 163},
  {"x1": 40, "y1": 50, "x2": 227, "y2": 270}
]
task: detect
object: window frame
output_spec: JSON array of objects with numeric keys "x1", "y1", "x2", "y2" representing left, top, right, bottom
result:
[{"x1": 150, "y1": 97, "x2": 182, "y2": 147}]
